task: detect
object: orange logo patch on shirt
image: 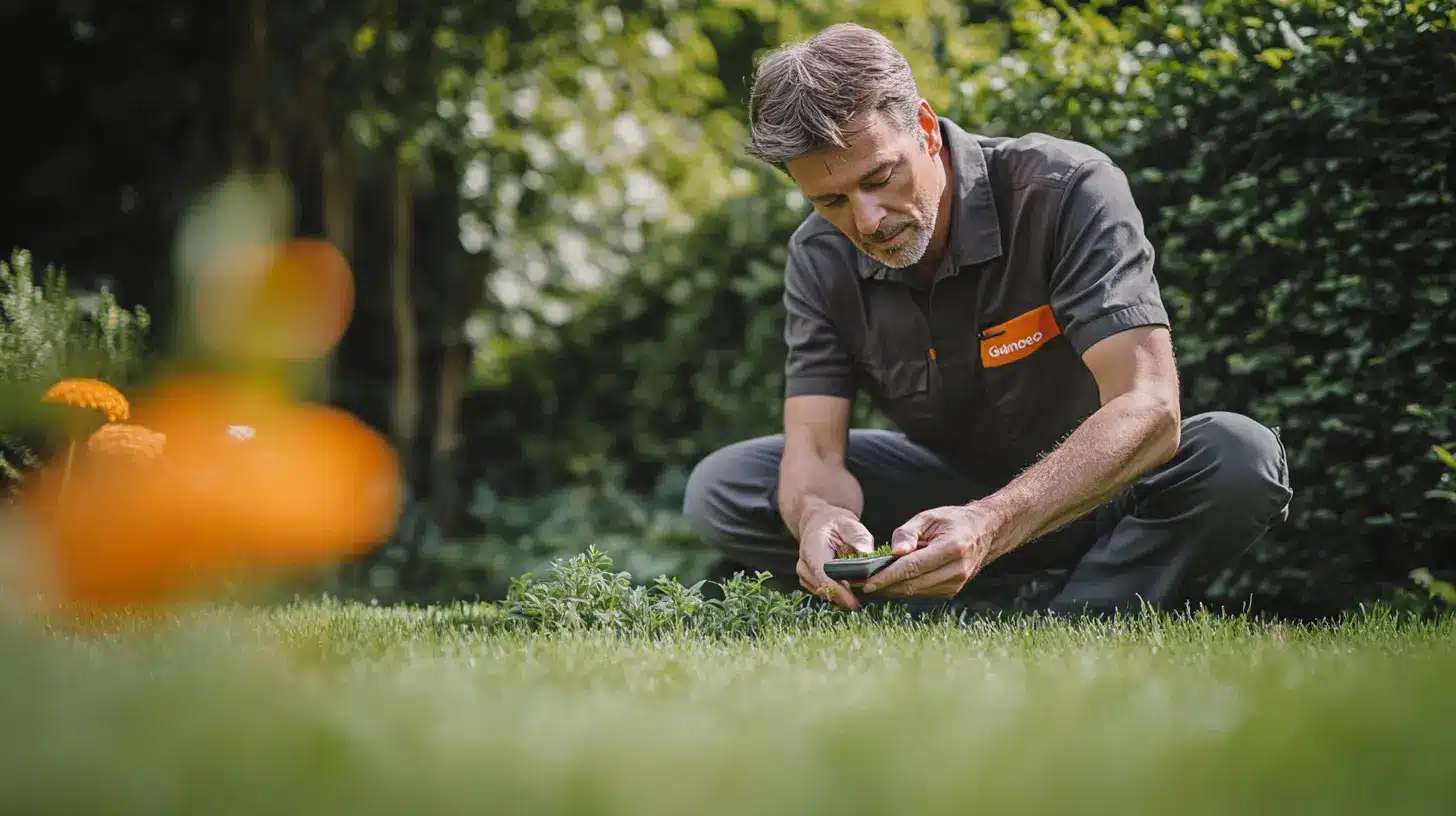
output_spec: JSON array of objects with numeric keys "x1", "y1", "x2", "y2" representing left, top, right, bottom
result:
[{"x1": 979, "y1": 304, "x2": 1062, "y2": 368}]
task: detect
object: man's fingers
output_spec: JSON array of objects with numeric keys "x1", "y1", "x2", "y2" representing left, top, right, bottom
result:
[
  {"x1": 889, "y1": 516, "x2": 926, "y2": 556},
  {"x1": 799, "y1": 558, "x2": 860, "y2": 611},
  {"x1": 816, "y1": 569, "x2": 860, "y2": 610},
  {"x1": 863, "y1": 536, "x2": 954, "y2": 593},
  {"x1": 871, "y1": 560, "x2": 969, "y2": 599},
  {"x1": 828, "y1": 519, "x2": 875, "y2": 556},
  {"x1": 824, "y1": 579, "x2": 861, "y2": 611},
  {"x1": 797, "y1": 559, "x2": 815, "y2": 594}
]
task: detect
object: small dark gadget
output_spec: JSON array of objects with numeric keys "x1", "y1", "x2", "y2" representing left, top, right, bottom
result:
[{"x1": 823, "y1": 554, "x2": 897, "y2": 582}]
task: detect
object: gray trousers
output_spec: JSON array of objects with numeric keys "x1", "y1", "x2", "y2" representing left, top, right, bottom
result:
[{"x1": 682, "y1": 411, "x2": 1292, "y2": 615}]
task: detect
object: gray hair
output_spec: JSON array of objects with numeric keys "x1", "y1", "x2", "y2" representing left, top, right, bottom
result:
[{"x1": 746, "y1": 23, "x2": 923, "y2": 169}]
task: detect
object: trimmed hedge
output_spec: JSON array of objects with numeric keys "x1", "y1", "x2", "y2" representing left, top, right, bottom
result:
[{"x1": 951, "y1": 0, "x2": 1456, "y2": 610}]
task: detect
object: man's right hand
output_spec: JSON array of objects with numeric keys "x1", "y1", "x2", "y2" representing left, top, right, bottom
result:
[{"x1": 795, "y1": 506, "x2": 875, "y2": 611}]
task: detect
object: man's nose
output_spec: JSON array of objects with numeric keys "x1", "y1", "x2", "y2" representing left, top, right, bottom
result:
[{"x1": 852, "y1": 194, "x2": 886, "y2": 237}]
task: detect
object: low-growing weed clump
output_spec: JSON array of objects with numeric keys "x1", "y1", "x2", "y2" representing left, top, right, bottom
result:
[{"x1": 493, "y1": 546, "x2": 911, "y2": 638}]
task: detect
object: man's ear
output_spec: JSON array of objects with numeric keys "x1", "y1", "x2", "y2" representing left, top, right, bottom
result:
[{"x1": 916, "y1": 99, "x2": 941, "y2": 155}]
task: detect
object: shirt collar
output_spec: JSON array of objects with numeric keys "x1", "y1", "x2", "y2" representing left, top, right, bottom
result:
[{"x1": 857, "y1": 117, "x2": 1004, "y2": 281}]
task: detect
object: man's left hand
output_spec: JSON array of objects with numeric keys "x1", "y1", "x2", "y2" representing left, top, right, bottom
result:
[{"x1": 861, "y1": 503, "x2": 1005, "y2": 599}]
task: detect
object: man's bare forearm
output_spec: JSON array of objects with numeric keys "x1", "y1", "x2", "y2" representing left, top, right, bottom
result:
[
  {"x1": 979, "y1": 389, "x2": 1180, "y2": 558},
  {"x1": 778, "y1": 447, "x2": 863, "y2": 540}
]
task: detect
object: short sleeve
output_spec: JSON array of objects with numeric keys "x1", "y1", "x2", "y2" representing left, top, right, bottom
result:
[
  {"x1": 783, "y1": 247, "x2": 856, "y2": 399},
  {"x1": 1048, "y1": 159, "x2": 1170, "y2": 355}
]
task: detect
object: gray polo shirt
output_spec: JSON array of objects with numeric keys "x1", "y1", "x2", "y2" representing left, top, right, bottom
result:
[{"x1": 782, "y1": 117, "x2": 1169, "y2": 483}]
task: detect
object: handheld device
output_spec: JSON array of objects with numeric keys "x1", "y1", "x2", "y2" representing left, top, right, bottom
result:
[{"x1": 823, "y1": 554, "x2": 897, "y2": 582}]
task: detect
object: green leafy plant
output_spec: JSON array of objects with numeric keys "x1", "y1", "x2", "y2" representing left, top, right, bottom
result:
[
  {"x1": 1426, "y1": 445, "x2": 1456, "y2": 505},
  {"x1": 1407, "y1": 445, "x2": 1456, "y2": 609},
  {"x1": 0, "y1": 248, "x2": 150, "y2": 390},
  {"x1": 0, "y1": 248, "x2": 151, "y2": 495},
  {"x1": 1408, "y1": 568, "x2": 1456, "y2": 608},
  {"x1": 495, "y1": 546, "x2": 914, "y2": 638}
]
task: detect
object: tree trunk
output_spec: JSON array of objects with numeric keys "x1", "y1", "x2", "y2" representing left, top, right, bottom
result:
[
  {"x1": 430, "y1": 253, "x2": 487, "y2": 535},
  {"x1": 317, "y1": 139, "x2": 356, "y2": 404},
  {"x1": 250, "y1": 0, "x2": 286, "y2": 174},
  {"x1": 228, "y1": 0, "x2": 254, "y2": 171},
  {"x1": 431, "y1": 327, "x2": 468, "y2": 533},
  {"x1": 389, "y1": 147, "x2": 421, "y2": 464},
  {"x1": 228, "y1": 0, "x2": 281, "y2": 174},
  {"x1": 321, "y1": 144, "x2": 356, "y2": 259}
]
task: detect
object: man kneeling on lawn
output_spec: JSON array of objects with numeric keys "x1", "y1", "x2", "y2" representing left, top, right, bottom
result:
[{"x1": 682, "y1": 23, "x2": 1293, "y2": 614}]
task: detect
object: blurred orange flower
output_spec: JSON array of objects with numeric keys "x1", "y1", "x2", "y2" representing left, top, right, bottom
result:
[
  {"x1": 42, "y1": 378, "x2": 130, "y2": 423},
  {"x1": 19, "y1": 373, "x2": 403, "y2": 607},
  {"x1": 196, "y1": 238, "x2": 354, "y2": 361},
  {"x1": 87, "y1": 423, "x2": 167, "y2": 464}
]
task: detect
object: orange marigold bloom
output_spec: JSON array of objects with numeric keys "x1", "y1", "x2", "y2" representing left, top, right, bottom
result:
[
  {"x1": 87, "y1": 423, "x2": 166, "y2": 463},
  {"x1": 43, "y1": 378, "x2": 131, "y2": 423}
]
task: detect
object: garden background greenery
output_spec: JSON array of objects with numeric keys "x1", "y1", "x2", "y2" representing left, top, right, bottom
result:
[{"x1": 2, "y1": 0, "x2": 1453, "y2": 616}]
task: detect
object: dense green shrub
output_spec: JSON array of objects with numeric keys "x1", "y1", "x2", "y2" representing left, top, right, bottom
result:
[
  {"x1": 0, "y1": 248, "x2": 151, "y2": 493},
  {"x1": 950, "y1": 0, "x2": 1456, "y2": 612}
]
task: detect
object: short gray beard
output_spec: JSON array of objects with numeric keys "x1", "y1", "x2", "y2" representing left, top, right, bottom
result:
[{"x1": 873, "y1": 205, "x2": 937, "y2": 269}]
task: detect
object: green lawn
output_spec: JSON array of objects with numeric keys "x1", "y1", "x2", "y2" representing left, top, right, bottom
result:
[{"x1": 2, "y1": 551, "x2": 1455, "y2": 815}]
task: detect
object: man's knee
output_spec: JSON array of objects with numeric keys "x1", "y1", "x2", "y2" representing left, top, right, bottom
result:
[
  {"x1": 1178, "y1": 411, "x2": 1293, "y2": 523},
  {"x1": 682, "y1": 435, "x2": 784, "y2": 539},
  {"x1": 681, "y1": 445, "x2": 736, "y2": 534}
]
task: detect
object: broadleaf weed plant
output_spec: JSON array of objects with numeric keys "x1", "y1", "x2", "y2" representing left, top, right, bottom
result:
[{"x1": 499, "y1": 546, "x2": 916, "y2": 639}]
